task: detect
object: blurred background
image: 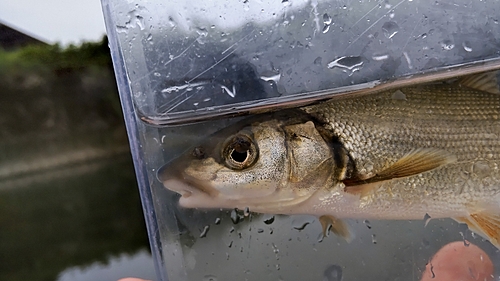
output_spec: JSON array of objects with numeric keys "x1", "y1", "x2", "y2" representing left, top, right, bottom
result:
[{"x1": 0, "y1": 0, "x2": 156, "y2": 280}]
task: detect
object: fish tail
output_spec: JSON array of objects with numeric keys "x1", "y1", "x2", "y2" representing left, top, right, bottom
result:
[{"x1": 455, "y1": 212, "x2": 500, "y2": 249}]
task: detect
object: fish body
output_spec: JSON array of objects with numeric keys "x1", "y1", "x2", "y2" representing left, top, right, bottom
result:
[
  {"x1": 300, "y1": 81, "x2": 500, "y2": 219},
  {"x1": 160, "y1": 71, "x2": 500, "y2": 247}
]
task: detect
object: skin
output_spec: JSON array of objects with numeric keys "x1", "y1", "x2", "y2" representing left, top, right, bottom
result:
[{"x1": 421, "y1": 242, "x2": 494, "y2": 281}]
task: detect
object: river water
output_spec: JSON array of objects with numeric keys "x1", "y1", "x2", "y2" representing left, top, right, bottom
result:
[{"x1": 0, "y1": 149, "x2": 156, "y2": 281}]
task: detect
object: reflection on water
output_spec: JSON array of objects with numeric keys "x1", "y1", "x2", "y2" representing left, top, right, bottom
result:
[
  {"x1": 57, "y1": 250, "x2": 155, "y2": 281},
  {"x1": 0, "y1": 154, "x2": 154, "y2": 281},
  {"x1": 0, "y1": 37, "x2": 155, "y2": 281}
]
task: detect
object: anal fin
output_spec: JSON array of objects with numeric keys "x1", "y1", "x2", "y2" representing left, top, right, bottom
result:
[
  {"x1": 455, "y1": 212, "x2": 500, "y2": 249},
  {"x1": 319, "y1": 215, "x2": 353, "y2": 243}
]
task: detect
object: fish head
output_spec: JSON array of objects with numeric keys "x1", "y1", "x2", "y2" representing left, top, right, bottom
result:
[{"x1": 159, "y1": 112, "x2": 338, "y2": 213}]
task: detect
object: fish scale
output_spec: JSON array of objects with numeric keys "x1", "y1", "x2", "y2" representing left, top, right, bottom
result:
[{"x1": 303, "y1": 83, "x2": 500, "y2": 218}]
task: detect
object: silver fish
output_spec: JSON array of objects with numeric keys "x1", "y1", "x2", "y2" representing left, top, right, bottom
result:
[{"x1": 159, "y1": 71, "x2": 500, "y2": 248}]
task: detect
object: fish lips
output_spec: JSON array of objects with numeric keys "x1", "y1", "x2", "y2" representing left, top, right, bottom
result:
[{"x1": 157, "y1": 162, "x2": 222, "y2": 208}]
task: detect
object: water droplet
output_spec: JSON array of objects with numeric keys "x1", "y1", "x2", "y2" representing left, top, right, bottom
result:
[
  {"x1": 462, "y1": 41, "x2": 473, "y2": 52},
  {"x1": 323, "y1": 13, "x2": 332, "y2": 25},
  {"x1": 146, "y1": 33, "x2": 153, "y2": 41},
  {"x1": 200, "y1": 225, "x2": 210, "y2": 238},
  {"x1": 420, "y1": 33, "x2": 428, "y2": 39},
  {"x1": 257, "y1": 228, "x2": 264, "y2": 233},
  {"x1": 168, "y1": 16, "x2": 176, "y2": 27},
  {"x1": 230, "y1": 209, "x2": 240, "y2": 224},
  {"x1": 459, "y1": 232, "x2": 470, "y2": 247},
  {"x1": 372, "y1": 54, "x2": 389, "y2": 61},
  {"x1": 272, "y1": 243, "x2": 280, "y2": 254},
  {"x1": 153, "y1": 72, "x2": 161, "y2": 77},
  {"x1": 371, "y1": 234, "x2": 377, "y2": 244},
  {"x1": 215, "y1": 218, "x2": 221, "y2": 225},
  {"x1": 440, "y1": 39, "x2": 455, "y2": 50},
  {"x1": 116, "y1": 25, "x2": 128, "y2": 33},
  {"x1": 293, "y1": 222, "x2": 310, "y2": 231},
  {"x1": 264, "y1": 215, "x2": 275, "y2": 225},
  {"x1": 381, "y1": 21, "x2": 399, "y2": 39},
  {"x1": 429, "y1": 262, "x2": 436, "y2": 278},
  {"x1": 424, "y1": 213, "x2": 432, "y2": 227},
  {"x1": 227, "y1": 241, "x2": 233, "y2": 248},
  {"x1": 135, "y1": 15, "x2": 145, "y2": 30},
  {"x1": 196, "y1": 27, "x2": 208, "y2": 37},
  {"x1": 327, "y1": 56, "x2": 364, "y2": 75},
  {"x1": 244, "y1": 207, "x2": 250, "y2": 217},
  {"x1": 161, "y1": 81, "x2": 208, "y2": 94},
  {"x1": 314, "y1": 56, "x2": 323, "y2": 65},
  {"x1": 464, "y1": 239, "x2": 470, "y2": 247},
  {"x1": 323, "y1": 264, "x2": 343, "y2": 281},
  {"x1": 260, "y1": 72, "x2": 281, "y2": 83},
  {"x1": 322, "y1": 25, "x2": 331, "y2": 34},
  {"x1": 221, "y1": 84, "x2": 236, "y2": 98},
  {"x1": 203, "y1": 97, "x2": 211, "y2": 102},
  {"x1": 363, "y1": 220, "x2": 372, "y2": 229},
  {"x1": 203, "y1": 275, "x2": 217, "y2": 281}
]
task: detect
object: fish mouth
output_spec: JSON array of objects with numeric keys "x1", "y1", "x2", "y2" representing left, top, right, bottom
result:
[
  {"x1": 162, "y1": 177, "x2": 223, "y2": 208},
  {"x1": 158, "y1": 163, "x2": 223, "y2": 208},
  {"x1": 158, "y1": 163, "x2": 318, "y2": 211},
  {"x1": 169, "y1": 174, "x2": 220, "y2": 198}
]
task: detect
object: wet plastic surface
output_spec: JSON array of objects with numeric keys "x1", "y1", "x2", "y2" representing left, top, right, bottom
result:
[
  {"x1": 101, "y1": 0, "x2": 500, "y2": 280},
  {"x1": 105, "y1": 0, "x2": 499, "y2": 124}
]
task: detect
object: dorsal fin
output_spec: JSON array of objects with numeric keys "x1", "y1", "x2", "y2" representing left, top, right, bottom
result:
[
  {"x1": 343, "y1": 148, "x2": 456, "y2": 196},
  {"x1": 459, "y1": 71, "x2": 500, "y2": 94}
]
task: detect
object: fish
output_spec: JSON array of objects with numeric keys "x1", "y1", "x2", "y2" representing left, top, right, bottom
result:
[{"x1": 159, "y1": 71, "x2": 500, "y2": 248}]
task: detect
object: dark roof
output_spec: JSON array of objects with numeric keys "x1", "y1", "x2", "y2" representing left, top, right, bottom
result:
[{"x1": 0, "y1": 21, "x2": 47, "y2": 50}]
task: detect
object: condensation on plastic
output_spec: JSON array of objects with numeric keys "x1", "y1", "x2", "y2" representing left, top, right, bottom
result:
[
  {"x1": 104, "y1": 0, "x2": 500, "y2": 125},
  {"x1": 101, "y1": 0, "x2": 500, "y2": 281}
]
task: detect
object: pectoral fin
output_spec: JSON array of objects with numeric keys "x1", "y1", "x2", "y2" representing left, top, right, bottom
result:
[
  {"x1": 459, "y1": 71, "x2": 500, "y2": 95},
  {"x1": 344, "y1": 148, "x2": 456, "y2": 197},
  {"x1": 455, "y1": 212, "x2": 500, "y2": 249},
  {"x1": 319, "y1": 215, "x2": 353, "y2": 243}
]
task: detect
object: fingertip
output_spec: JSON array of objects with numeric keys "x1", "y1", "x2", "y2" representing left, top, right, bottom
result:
[{"x1": 421, "y1": 241, "x2": 494, "y2": 281}]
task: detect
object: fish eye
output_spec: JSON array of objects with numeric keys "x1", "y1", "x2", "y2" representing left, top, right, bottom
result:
[{"x1": 222, "y1": 134, "x2": 258, "y2": 170}]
